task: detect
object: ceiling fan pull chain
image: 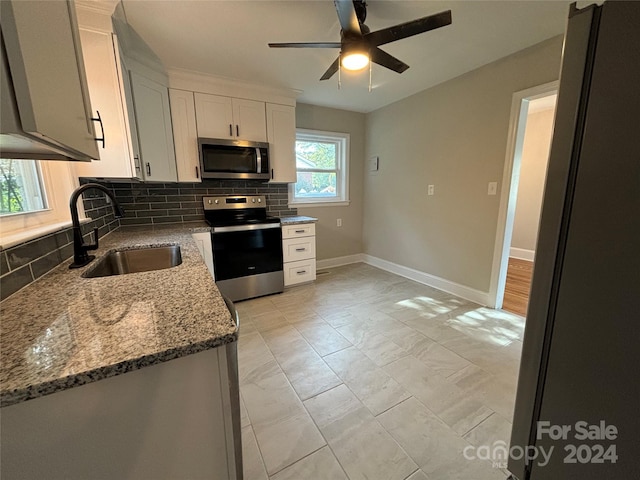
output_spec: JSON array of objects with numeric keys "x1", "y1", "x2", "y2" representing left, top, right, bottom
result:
[
  {"x1": 369, "y1": 57, "x2": 372, "y2": 93},
  {"x1": 338, "y1": 54, "x2": 342, "y2": 90}
]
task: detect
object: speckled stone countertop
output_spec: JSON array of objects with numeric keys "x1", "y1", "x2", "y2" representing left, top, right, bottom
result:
[
  {"x1": 0, "y1": 224, "x2": 236, "y2": 407},
  {"x1": 279, "y1": 216, "x2": 318, "y2": 225}
]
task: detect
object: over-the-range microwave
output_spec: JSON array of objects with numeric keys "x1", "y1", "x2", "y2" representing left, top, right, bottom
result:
[{"x1": 198, "y1": 138, "x2": 270, "y2": 180}]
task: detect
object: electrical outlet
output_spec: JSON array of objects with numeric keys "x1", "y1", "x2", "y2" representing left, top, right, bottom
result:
[
  {"x1": 428, "y1": 185, "x2": 435, "y2": 196},
  {"x1": 337, "y1": 218, "x2": 342, "y2": 227},
  {"x1": 488, "y1": 182, "x2": 498, "y2": 195}
]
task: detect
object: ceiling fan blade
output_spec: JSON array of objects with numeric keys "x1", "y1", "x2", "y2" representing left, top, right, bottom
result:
[
  {"x1": 370, "y1": 47, "x2": 409, "y2": 74},
  {"x1": 320, "y1": 57, "x2": 340, "y2": 81},
  {"x1": 334, "y1": 0, "x2": 361, "y2": 36},
  {"x1": 268, "y1": 42, "x2": 342, "y2": 48},
  {"x1": 365, "y1": 10, "x2": 452, "y2": 47}
]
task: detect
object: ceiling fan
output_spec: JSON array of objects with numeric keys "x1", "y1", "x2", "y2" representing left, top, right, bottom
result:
[{"x1": 268, "y1": 0, "x2": 452, "y2": 81}]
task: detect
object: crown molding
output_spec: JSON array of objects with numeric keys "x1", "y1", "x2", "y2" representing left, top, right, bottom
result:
[
  {"x1": 75, "y1": 0, "x2": 119, "y2": 15},
  {"x1": 167, "y1": 68, "x2": 301, "y2": 106}
]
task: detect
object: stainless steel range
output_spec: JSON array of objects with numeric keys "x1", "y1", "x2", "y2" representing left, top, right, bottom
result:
[{"x1": 204, "y1": 195, "x2": 284, "y2": 302}]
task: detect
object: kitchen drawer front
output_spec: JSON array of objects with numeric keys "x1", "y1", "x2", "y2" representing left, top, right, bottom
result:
[
  {"x1": 284, "y1": 259, "x2": 316, "y2": 286},
  {"x1": 282, "y1": 223, "x2": 315, "y2": 239},
  {"x1": 283, "y1": 237, "x2": 316, "y2": 262}
]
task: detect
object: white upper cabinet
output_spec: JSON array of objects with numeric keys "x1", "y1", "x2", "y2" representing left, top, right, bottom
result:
[
  {"x1": 0, "y1": 0, "x2": 99, "y2": 161},
  {"x1": 169, "y1": 89, "x2": 200, "y2": 182},
  {"x1": 194, "y1": 93, "x2": 266, "y2": 142},
  {"x1": 130, "y1": 72, "x2": 177, "y2": 182},
  {"x1": 74, "y1": 28, "x2": 139, "y2": 178},
  {"x1": 266, "y1": 104, "x2": 297, "y2": 183}
]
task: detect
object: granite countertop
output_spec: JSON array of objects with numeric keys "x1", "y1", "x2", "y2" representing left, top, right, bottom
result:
[
  {"x1": 279, "y1": 215, "x2": 318, "y2": 225},
  {"x1": 0, "y1": 224, "x2": 236, "y2": 407}
]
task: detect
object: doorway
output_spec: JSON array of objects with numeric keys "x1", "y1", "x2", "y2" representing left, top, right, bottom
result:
[{"x1": 489, "y1": 82, "x2": 558, "y2": 314}]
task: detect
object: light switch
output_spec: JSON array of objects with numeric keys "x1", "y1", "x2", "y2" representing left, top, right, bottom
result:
[
  {"x1": 369, "y1": 156, "x2": 379, "y2": 172},
  {"x1": 488, "y1": 182, "x2": 498, "y2": 195},
  {"x1": 337, "y1": 218, "x2": 342, "y2": 227},
  {"x1": 428, "y1": 184, "x2": 435, "y2": 196}
]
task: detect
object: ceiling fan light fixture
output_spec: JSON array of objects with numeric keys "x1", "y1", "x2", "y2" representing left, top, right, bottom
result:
[{"x1": 341, "y1": 52, "x2": 369, "y2": 71}]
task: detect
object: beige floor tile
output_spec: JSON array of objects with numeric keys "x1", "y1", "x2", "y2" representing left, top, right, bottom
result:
[
  {"x1": 241, "y1": 425, "x2": 268, "y2": 480},
  {"x1": 270, "y1": 446, "x2": 348, "y2": 480},
  {"x1": 378, "y1": 397, "x2": 504, "y2": 480},
  {"x1": 239, "y1": 391, "x2": 250, "y2": 428},
  {"x1": 237, "y1": 332, "x2": 281, "y2": 385},
  {"x1": 405, "y1": 470, "x2": 430, "y2": 480},
  {"x1": 295, "y1": 322, "x2": 352, "y2": 356},
  {"x1": 337, "y1": 325, "x2": 408, "y2": 366},
  {"x1": 413, "y1": 342, "x2": 471, "y2": 378},
  {"x1": 261, "y1": 325, "x2": 342, "y2": 400},
  {"x1": 384, "y1": 356, "x2": 493, "y2": 435},
  {"x1": 303, "y1": 384, "x2": 363, "y2": 429},
  {"x1": 241, "y1": 373, "x2": 325, "y2": 474},
  {"x1": 463, "y1": 412, "x2": 513, "y2": 449},
  {"x1": 323, "y1": 347, "x2": 410, "y2": 415},
  {"x1": 251, "y1": 310, "x2": 289, "y2": 332}
]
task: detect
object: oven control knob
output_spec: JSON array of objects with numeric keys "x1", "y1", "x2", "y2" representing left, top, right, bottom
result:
[
  {"x1": 252, "y1": 198, "x2": 256, "y2": 203},
  {"x1": 215, "y1": 199, "x2": 219, "y2": 204},
  {"x1": 207, "y1": 199, "x2": 212, "y2": 204},
  {"x1": 257, "y1": 198, "x2": 262, "y2": 203}
]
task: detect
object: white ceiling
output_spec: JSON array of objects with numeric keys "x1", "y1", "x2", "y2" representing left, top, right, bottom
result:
[{"x1": 120, "y1": 0, "x2": 572, "y2": 113}]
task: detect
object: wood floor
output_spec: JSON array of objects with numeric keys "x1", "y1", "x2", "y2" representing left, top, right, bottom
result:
[{"x1": 503, "y1": 257, "x2": 534, "y2": 317}]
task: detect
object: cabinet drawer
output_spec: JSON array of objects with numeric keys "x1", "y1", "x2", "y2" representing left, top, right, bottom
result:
[
  {"x1": 284, "y1": 259, "x2": 316, "y2": 286},
  {"x1": 283, "y1": 237, "x2": 316, "y2": 262},
  {"x1": 282, "y1": 223, "x2": 315, "y2": 239}
]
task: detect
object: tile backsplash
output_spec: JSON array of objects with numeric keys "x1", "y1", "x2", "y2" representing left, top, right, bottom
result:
[
  {"x1": 100, "y1": 179, "x2": 297, "y2": 227},
  {"x1": 1, "y1": 178, "x2": 296, "y2": 301},
  {"x1": 0, "y1": 190, "x2": 118, "y2": 301}
]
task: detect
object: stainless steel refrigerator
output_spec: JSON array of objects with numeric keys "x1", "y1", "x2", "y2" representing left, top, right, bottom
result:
[{"x1": 508, "y1": 1, "x2": 640, "y2": 479}]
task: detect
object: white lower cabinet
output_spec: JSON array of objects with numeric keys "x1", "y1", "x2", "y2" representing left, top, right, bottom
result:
[
  {"x1": 192, "y1": 231, "x2": 215, "y2": 279},
  {"x1": 282, "y1": 223, "x2": 316, "y2": 286}
]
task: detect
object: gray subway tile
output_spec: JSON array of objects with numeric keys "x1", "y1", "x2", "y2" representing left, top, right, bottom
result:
[
  {"x1": 31, "y1": 250, "x2": 64, "y2": 280},
  {"x1": 0, "y1": 252, "x2": 10, "y2": 276},
  {"x1": 152, "y1": 216, "x2": 183, "y2": 224},
  {"x1": 0, "y1": 265, "x2": 34, "y2": 301}
]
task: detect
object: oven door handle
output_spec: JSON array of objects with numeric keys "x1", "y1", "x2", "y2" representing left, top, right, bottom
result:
[{"x1": 212, "y1": 223, "x2": 281, "y2": 233}]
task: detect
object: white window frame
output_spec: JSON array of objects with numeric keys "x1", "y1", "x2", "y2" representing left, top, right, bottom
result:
[
  {"x1": 0, "y1": 160, "x2": 80, "y2": 248},
  {"x1": 289, "y1": 128, "x2": 350, "y2": 207}
]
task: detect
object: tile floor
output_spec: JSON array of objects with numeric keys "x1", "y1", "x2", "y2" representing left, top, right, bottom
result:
[{"x1": 236, "y1": 263, "x2": 525, "y2": 480}]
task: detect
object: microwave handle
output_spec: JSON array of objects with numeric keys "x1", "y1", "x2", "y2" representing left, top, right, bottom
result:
[{"x1": 256, "y1": 147, "x2": 262, "y2": 174}]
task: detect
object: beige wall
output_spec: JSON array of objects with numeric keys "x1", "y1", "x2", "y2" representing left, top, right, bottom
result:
[
  {"x1": 511, "y1": 107, "x2": 555, "y2": 253},
  {"x1": 295, "y1": 104, "x2": 365, "y2": 261},
  {"x1": 363, "y1": 36, "x2": 563, "y2": 292}
]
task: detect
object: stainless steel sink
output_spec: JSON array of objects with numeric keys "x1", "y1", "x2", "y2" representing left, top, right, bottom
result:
[{"x1": 82, "y1": 245, "x2": 182, "y2": 278}]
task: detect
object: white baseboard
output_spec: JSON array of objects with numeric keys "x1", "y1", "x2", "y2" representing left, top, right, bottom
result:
[
  {"x1": 316, "y1": 254, "x2": 364, "y2": 270},
  {"x1": 509, "y1": 247, "x2": 535, "y2": 262},
  {"x1": 361, "y1": 254, "x2": 490, "y2": 306}
]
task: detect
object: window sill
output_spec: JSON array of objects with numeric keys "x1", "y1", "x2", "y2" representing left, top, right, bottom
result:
[
  {"x1": 289, "y1": 200, "x2": 351, "y2": 208},
  {"x1": 0, "y1": 218, "x2": 93, "y2": 250}
]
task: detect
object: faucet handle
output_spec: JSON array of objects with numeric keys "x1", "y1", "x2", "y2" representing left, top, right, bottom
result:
[{"x1": 85, "y1": 227, "x2": 100, "y2": 251}]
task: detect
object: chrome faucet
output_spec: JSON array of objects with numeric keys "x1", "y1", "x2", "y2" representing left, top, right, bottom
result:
[{"x1": 69, "y1": 183, "x2": 124, "y2": 269}]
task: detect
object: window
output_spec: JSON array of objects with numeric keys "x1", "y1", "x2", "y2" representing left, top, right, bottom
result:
[
  {"x1": 0, "y1": 159, "x2": 47, "y2": 216},
  {"x1": 0, "y1": 158, "x2": 79, "y2": 246},
  {"x1": 290, "y1": 129, "x2": 349, "y2": 206}
]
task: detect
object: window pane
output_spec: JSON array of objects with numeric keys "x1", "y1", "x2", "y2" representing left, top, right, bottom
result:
[
  {"x1": 0, "y1": 159, "x2": 46, "y2": 216},
  {"x1": 296, "y1": 141, "x2": 337, "y2": 170},
  {"x1": 294, "y1": 171, "x2": 337, "y2": 198}
]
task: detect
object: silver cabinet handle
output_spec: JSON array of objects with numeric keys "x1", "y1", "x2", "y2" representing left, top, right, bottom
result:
[
  {"x1": 295, "y1": 248, "x2": 306, "y2": 252},
  {"x1": 295, "y1": 230, "x2": 305, "y2": 233},
  {"x1": 296, "y1": 270, "x2": 307, "y2": 275}
]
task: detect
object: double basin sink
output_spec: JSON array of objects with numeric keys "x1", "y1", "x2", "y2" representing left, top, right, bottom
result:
[{"x1": 82, "y1": 245, "x2": 182, "y2": 278}]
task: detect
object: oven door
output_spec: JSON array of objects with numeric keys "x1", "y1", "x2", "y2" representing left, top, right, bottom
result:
[{"x1": 211, "y1": 223, "x2": 283, "y2": 281}]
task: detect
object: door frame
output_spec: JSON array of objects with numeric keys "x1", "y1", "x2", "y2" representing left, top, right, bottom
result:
[{"x1": 488, "y1": 81, "x2": 559, "y2": 309}]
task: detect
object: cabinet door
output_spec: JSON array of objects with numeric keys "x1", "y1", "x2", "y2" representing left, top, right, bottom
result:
[
  {"x1": 232, "y1": 98, "x2": 267, "y2": 142},
  {"x1": 130, "y1": 72, "x2": 177, "y2": 182},
  {"x1": 75, "y1": 30, "x2": 136, "y2": 178},
  {"x1": 266, "y1": 104, "x2": 297, "y2": 183},
  {"x1": 170, "y1": 89, "x2": 200, "y2": 182},
  {"x1": 194, "y1": 93, "x2": 234, "y2": 139},
  {"x1": 1, "y1": 0, "x2": 98, "y2": 160}
]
